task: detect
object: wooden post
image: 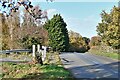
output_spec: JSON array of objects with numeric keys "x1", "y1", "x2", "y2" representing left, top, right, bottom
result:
[{"x1": 32, "y1": 45, "x2": 36, "y2": 57}]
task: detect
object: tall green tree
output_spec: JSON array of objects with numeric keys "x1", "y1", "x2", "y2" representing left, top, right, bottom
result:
[
  {"x1": 44, "y1": 14, "x2": 69, "y2": 52},
  {"x1": 96, "y1": 6, "x2": 120, "y2": 49}
]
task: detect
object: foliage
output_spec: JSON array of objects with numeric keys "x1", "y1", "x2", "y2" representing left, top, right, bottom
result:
[
  {"x1": 7, "y1": 12, "x2": 21, "y2": 49},
  {"x1": 0, "y1": 12, "x2": 20, "y2": 50},
  {"x1": 2, "y1": 62, "x2": 72, "y2": 79},
  {"x1": 44, "y1": 14, "x2": 69, "y2": 52},
  {"x1": 1, "y1": 9, "x2": 48, "y2": 50},
  {"x1": 22, "y1": 11, "x2": 37, "y2": 28},
  {"x1": 1, "y1": 52, "x2": 73, "y2": 79},
  {"x1": 44, "y1": 52, "x2": 62, "y2": 65},
  {"x1": 0, "y1": 0, "x2": 49, "y2": 50},
  {"x1": 0, "y1": 0, "x2": 48, "y2": 21},
  {"x1": 20, "y1": 35, "x2": 41, "y2": 49},
  {"x1": 0, "y1": 13, "x2": 10, "y2": 50},
  {"x1": 19, "y1": 12, "x2": 48, "y2": 49},
  {"x1": 89, "y1": 36, "x2": 101, "y2": 47},
  {"x1": 96, "y1": 6, "x2": 120, "y2": 49},
  {"x1": 68, "y1": 30, "x2": 90, "y2": 52},
  {"x1": 83, "y1": 37, "x2": 90, "y2": 45}
]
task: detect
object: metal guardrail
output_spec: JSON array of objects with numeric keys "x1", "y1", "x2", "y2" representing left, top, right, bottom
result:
[{"x1": 0, "y1": 49, "x2": 32, "y2": 54}]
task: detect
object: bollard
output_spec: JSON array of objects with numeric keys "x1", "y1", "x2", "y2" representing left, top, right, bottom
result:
[{"x1": 32, "y1": 45, "x2": 36, "y2": 57}]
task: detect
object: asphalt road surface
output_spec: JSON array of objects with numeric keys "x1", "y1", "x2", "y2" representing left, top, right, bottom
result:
[{"x1": 59, "y1": 52, "x2": 120, "y2": 80}]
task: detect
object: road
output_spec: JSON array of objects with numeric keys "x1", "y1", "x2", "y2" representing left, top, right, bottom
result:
[{"x1": 59, "y1": 52, "x2": 120, "y2": 80}]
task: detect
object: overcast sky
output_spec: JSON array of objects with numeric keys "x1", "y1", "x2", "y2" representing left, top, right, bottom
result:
[{"x1": 32, "y1": 1, "x2": 118, "y2": 38}]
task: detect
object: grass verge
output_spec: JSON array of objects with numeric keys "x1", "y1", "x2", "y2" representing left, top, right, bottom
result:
[
  {"x1": 89, "y1": 50, "x2": 120, "y2": 60},
  {"x1": 1, "y1": 62, "x2": 73, "y2": 80},
  {"x1": 0, "y1": 52, "x2": 74, "y2": 80}
]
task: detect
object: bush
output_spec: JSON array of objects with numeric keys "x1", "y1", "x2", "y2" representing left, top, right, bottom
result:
[
  {"x1": 68, "y1": 45, "x2": 88, "y2": 53},
  {"x1": 20, "y1": 35, "x2": 42, "y2": 49}
]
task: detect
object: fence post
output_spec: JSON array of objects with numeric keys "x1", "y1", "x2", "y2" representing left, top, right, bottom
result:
[{"x1": 32, "y1": 45, "x2": 36, "y2": 57}]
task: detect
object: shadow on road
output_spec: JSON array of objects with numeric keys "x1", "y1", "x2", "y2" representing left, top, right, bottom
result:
[{"x1": 68, "y1": 62, "x2": 120, "y2": 80}]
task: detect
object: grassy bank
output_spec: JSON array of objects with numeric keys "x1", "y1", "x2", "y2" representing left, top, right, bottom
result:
[
  {"x1": 89, "y1": 50, "x2": 120, "y2": 60},
  {"x1": 0, "y1": 52, "x2": 74, "y2": 80},
  {"x1": 1, "y1": 62, "x2": 72, "y2": 80}
]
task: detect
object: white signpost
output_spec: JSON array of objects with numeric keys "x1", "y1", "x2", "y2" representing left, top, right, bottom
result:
[
  {"x1": 33, "y1": 44, "x2": 47, "y2": 62},
  {"x1": 42, "y1": 46, "x2": 47, "y2": 61},
  {"x1": 37, "y1": 44, "x2": 40, "y2": 52},
  {"x1": 32, "y1": 45, "x2": 36, "y2": 57}
]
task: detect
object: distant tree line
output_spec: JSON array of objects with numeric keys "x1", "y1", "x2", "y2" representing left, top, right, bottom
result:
[
  {"x1": 1, "y1": 5, "x2": 119, "y2": 53},
  {"x1": 68, "y1": 30, "x2": 90, "y2": 52},
  {"x1": 1, "y1": 12, "x2": 91, "y2": 53}
]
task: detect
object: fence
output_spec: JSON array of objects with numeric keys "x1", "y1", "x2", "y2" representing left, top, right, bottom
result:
[
  {"x1": 0, "y1": 45, "x2": 48, "y2": 62},
  {"x1": 0, "y1": 49, "x2": 31, "y2": 54}
]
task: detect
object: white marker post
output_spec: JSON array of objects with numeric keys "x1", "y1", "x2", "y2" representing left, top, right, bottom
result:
[
  {"x1": 42, "y1": 46, "x2": 47, "y2": 61},
  {"x1": 44, "y1": 46, "x2": 47, "y2": 60},
  {"x1": 37, "y1": 44, "x2": 40, "y2": 53},
  {"x1": 41, "y1": 46, "x2": 44, "y2": 61},
  {"x1": 32, "y1": 45, "x2": 36, "y2": 57}
]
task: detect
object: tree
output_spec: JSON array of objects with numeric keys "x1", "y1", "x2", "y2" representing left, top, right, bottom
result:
[
  {"x1": 7, "y1": 11, "x2": 20, "y2": 49},
  {"x1": 83, "y1": 37, "x2": 90, "y2": 50},
  {"x1": 18, "y1": 10, "x2": 48, "y2": 49},
  {"x1": 83, "y1": 37, "x2": 90, "y2": 45},
  {"x1": 44, "y1": 14, "x2": 69, "y2": 52},
  {"x1": 96, "y1": 6, "x2": 120, "y2": 49},
  {"x1": 0, "y1": 0, "x2": 44, "y2": 20},
  {"x1": 0, "y1": 13, "x2": 10, "y2": 50},
  {"x1": 19, "y1": 26, "x2": 48, "y2": 49},
  {"x1": 22, "y1": 10, "x2": 37, "y2": 28},
  {"x1": 0, "y1": 11, "x2": 21, "y2": 50},
  {"x1": 89, "y1": 36, "x2": 101, "y2": 47},
  {"x1": 0, "y1": 0, "x2": 49, "y2": 64},
  {"x1": 69, "y1": 30, "x2": 89, "y2": 52},
  {"x1": 69, "y1": 30, "x2": 84, "y2": 48}
]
